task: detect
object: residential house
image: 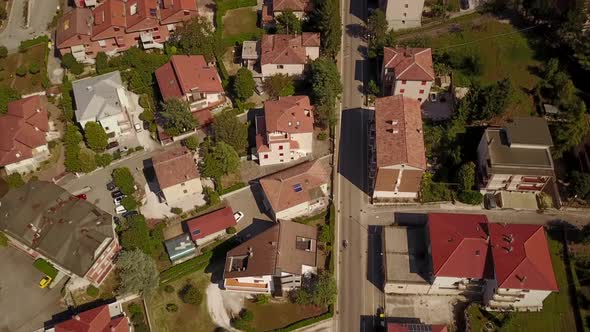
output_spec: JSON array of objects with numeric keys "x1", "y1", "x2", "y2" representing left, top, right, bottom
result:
[
  {"x1": 371, "y1": 95, "x2": 426, "y2": 200},
  {"x1": 379, "y1": 0, "x2": 425, "y2": 30},
  {"x1": 255, "y1": 96, "x2": 314, "y2": 166},
  {"x1": 72, "y1": 71, "x2": 134, "y2": 140},
  {"x1": 261, "y1": 0, "x2": 313, "y2": 27},
  {"x1": 260, "y1": 33, "x2": 320, "y2": 79},
  {"x1": 152, "y1": 146, "x2": 202, "y2": 205},
  {"x1": 477, "y1": 117, "x2": 555, "y2": 194},
  {"x1": 260, "y1": 160, "x2": 330, "y2": 220},
  {"x1": 185, "y1": 206, "x2": 237, "y2": 246},
  {"x1": 0, "y1": 181, "x2": 119, "y2": 286},
  {"x1": 56, "y1": 0, "x2": 197, "y2": 63},
  {"x1": 0, "y1": 96, "x2": 55, "y2": 175},
  {"x1": 155, "y1": 55, "x2": 225, "y2": 114},
  {"x1": 223, "y1": 220, "x2": 317, "y2": 295},
  {"x1": 388, "y1": 323, "x2": 448, "y2": 332},
  {"x1": 44, "y1": 303, "x2": 130, "y2": 332},
  {"x1": 164, "y1": 233, "x2": 197, "y2": 264},
  {"x1": 383, "y1": 213, "x2": 558, "y2": 311},
  {"x1": 382, "y1": 47, "x2": 434, "y2": 103}
]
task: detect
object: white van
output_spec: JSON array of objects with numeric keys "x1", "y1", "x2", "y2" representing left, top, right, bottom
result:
[{"x1": 115, "y1": 205, "x2": 127, "y2": 214}]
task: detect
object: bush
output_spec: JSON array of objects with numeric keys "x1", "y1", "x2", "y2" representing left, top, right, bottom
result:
[
  {"x1": 6, "y1": 173, "x2": 25, "y2": 188},
  {"x1": 86, "y1": 285, "x2": 99, "y2": 297},
  {"x1": 70, "y1": 62, "x2": 84, "y2": 75},
  {"x1": 95, "y1": 153, "x2": 113, "y2": 167},
  {"x1": 159, "y1": 252, "x2": 213, "y2": 284},
  {"x1": 33, "y1": 258, "x2": 58, "y2": 278},
  {"x1": 164, "y1": 285, "x2": 175, "y2": 293},
  {"x1": 317, "y1": 132, "x2": 328, "y2": 141},
  {"x1": 121, "y1": 196, "x2": 139, "y2": 210},
  {"x1": 61, "y1": 53, "x2": 77, "y2": 69},
  {"x1": 457, "y1": 190, "x2": 483, "y2": 205},
  {"x1": 182, "y1": 135, "x2": 199, "y2": 151},
  {"x1": 166, "y1": 303, "x2": 179, "y2": 312},
  {"x1": 217, "y1": 182, "x2": 247, "y2": 195},
  {"x1": 240, "y1": 309, "x2": 254, "y2": 322},
  {"x1": 0, "y1": 46, "x2": 7, "y2": 59},
  {"x1": 18, "y1": 36, "x2": 49, "y2": 51},
  {"x1": 179, "y1": 284, "x2": 203, "y2": 305},
  {"x1": 28, "y1": 62, "x2": 40, "y2": 74},
  {"x1": 0, "y1": 231, "x2": 8, "y2": 247},
  {"x1": 203, "y1": 186, "x2": 220, "y2": 205},
  {"x1": 131, "y1": 311, "x2": 144, "y2": 324},
  {"x1": 113, "y1": 150, "x2": 122, "y2": 160},
  {"x1": 170, "y1": 207, "x2": 183, "y2": 215},
  {"x1": 134, "y1": 323, "x2": 150, "y2": 332},
  {"x1": 112, "y1": 167, "x2": 136, "y2": 195},
  {"x1": 226, "y1": 226, "x2": 237, "y2": 234},
  {"x1": 254, "y1": 294, "x2": 269, "y2": 304},
  {"x1": 15, "y1": 66, "x2": 27, "y2": 77},
  {"x1": 128, "y1": 302, "x2": 142, "y2": 315}
]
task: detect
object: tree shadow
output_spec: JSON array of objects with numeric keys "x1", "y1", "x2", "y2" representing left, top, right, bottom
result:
[
  {"x1": 367, "y1": 225, "x2": 384, "y2": 290},
  {"x1": 142, "y1": 158, "x2": 160, "y2": 194},
  {"x1": 345, "y1": 23, "x2": 366, "y2": 39}
]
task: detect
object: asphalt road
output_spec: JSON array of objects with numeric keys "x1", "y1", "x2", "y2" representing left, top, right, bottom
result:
[{"x1": 0, "y1": 0, "x2": 60, "y2": 52}]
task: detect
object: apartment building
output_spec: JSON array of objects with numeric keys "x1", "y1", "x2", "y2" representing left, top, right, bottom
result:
[
  {"x1": 255, "y1": 96, "x2": 314, "y2": 166},
  {"x1": 382, "y1": 47, "x2": 434, "y2": 103},
  {"x1": 370, "y1": 95, "x2": 426, "y2": 200},
  {"x1": 477, "y1": 117, "x2": 555, "y2": 194},
  {"x1": 56, "y1": 0, "x2": 198, "y2": 63},
  {"x1": 223, "y1": 220, "x2": 317, "y2": 295},
  {"x1": 379, "y1": 0, "x2": 425, "y2": 30},
  {"x1": 260, "y1": 33, "x2": 320, "y2": 78}
]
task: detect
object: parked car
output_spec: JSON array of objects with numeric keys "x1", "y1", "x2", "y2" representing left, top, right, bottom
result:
[
  {"x1": 123, "y1": 210, "x2": 139, "y2": 219},
  {"x1": 460, "y1": 0, "x2": 470, "y2": 10},
  {"x1": 430, "y1": 93, "x2": 437, "y2": 102},
  {"x1": 113, "y1": 216, "x2": 121, "y2": 226},
  {"x1": 39, "y1": 276, "x2": 52, "y2": 289},
  {"x1": 484, "y1": 193, "x2": 497, "y2": 209},
  {"x1": 107, "y1": 181, "x2": 116, "y2": 191},
  {"x1": 107, "y1": 141, "x2": 119, "y2": 149},
  {"x1": 75, "y1": 194, "x2": 87, "y2": 200},
  {"x1": 115, "y1": 205, "x2": 127, "y2": 214},
  {"x1": 111, "y1": 190, "x2": 124, "y2": 199},
  {"x1": 233, "y1": 211, "x2": 244, "y2": 222},
  {"x1": 143, "y1": 121, "x2": 150, "y2": 130},
  {"x1": 134, "y1": 122, "x2": 142, "y2": 132},
  {"x1": 114, "y1": 196, "x2": 124, "y2": 206}
]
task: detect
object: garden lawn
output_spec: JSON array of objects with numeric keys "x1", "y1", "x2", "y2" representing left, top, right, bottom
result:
[
  {"x1": 223, "y1": 7, "x2": 258, "y2": 38},
  {"x1": 466, "y1": 237, "x2": 578, "y2": 332},
  {"x1": 430, "y1": 16, "x2": 541, "y2": 117},
  {"x1": 0, "y1": 44, "x2": 48, "y2": 94},
  {"x1": 245, "y1": 301, "x2": 326, "y2": 331},
  {"x1": 147, "y1": 270, "x2": 216, "y2": 332}
]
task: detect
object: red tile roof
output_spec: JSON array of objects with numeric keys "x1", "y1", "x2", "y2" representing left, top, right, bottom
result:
[
  {"x1": 374, "y1": 95, "x2": 426, "y2": 169},
  {"x1": 54, "y1": 304, "x2": 129, "y2": 332},
  {"x1": 264, "y1": 96, "x2": 314, "y2": 133},
  {"x1": 260, "y1": 33, "x2": 320, "y2": 65},
  {"x1": 0, "y1": 96, "x2": 49, "y2": 166},
  {"x1": 155, "y1": 55, "x2": 224, "y2": 100},
  {"x1": 56, "y1": 8, "x2": 93, "y2": 49},
  {"x1": 428, "y1": 213, "x2": 493, "y2": 279},
  {"x1": 273, "y1": 0, "x2": 313, "y2": 12},
  {"x1": 488, "y1": 223, "x2": 558, "y2": 291},
  {"x1": 260, "y1": 160, "x2": 329, "y2": 213},
  {"x1": 160, "y1": 0, "x2": 198, "y2": 24},
  {"x1": 383, "y1": 47, "x2": 434, "y2": 82},
  {"x1": 92, "y1": 0, "x2": 127, "y2": 40},
  {"x1": 185, "y1": 206, "x2": 237, "y2": 241},
  {"x1": 152, "y1": 146, "x2": 199, "y2": 189},
  {"x1": 388, "y1": 323, "x2": 448, "y2": 332},
  {"x1": 125, "y1": 0, "x2": 159, "y2": 32}
]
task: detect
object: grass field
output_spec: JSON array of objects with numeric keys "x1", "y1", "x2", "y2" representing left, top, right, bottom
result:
[
  {"x1": 246, "y1": 301, "x2": 326, "y2": 331},
  {"x1": 223, "y1": 7, "x2": 259, "y2": 38},
  {"x1": 0, "y1": 44, "x2": 48, "y2": 94},
  {"x1": 147, "y1": 270, "x2": 216, "y2": 332},
  {"x1": 467, "y1": 237, "x2": 578, "y2": 332},
  {"x1": 429, "y1": 16, "x2": 541, "y2": 117}
]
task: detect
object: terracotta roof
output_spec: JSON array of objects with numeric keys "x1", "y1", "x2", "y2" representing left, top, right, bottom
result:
[
  {"x1": 488, "y1": 223, "x2": 558, "y2": 291},
  {"x1": 224, "y1": 220, "x2": 317, "y2": 278},
  {"x1": 56, "y1": 8, "x2": 93, "y2": 48},
  {"x1": 54, "y1": 304, "x2": 129, "y2": 332},
  {"x1": 383, "y1": 47, "x2": 434, "y2": 81},
  {"x1": 260, "y1": 33, "x2": 320, "y2": 65},
  {"x1": 185, "y1": 207, "x2": 237, "y2": 241},
  {"x1": 428, "y1": 213, "x2": 493, "y2": 279},
  {"x1": 0, "y1": 96, "x2": 49, "y2": 166},
  {"x1": 259, "y1": 160, "x2": 329, "y2": 213},
  {"x1": 273, "y1": 0, "x2": 313, "y2": 12},
  {"x1": 264, "y1": 96, "x2": 314, "y2": 133},
  {"x1": 152, "y1": 146, "x2": 199, "y2": 189},
  {"x1": 374, "y1": 95, "x2": 426, "y2": 169},
  {"x1": 388, "y1": 323, "x2": 448, "y2": 332},
  {"x1": 92, "y1": 0, "x2": 127, "y2": 40},
  {"x1": 155, "y1": 55, "x2": 224, "y2": 100},
  {"x1": 160, "y1": 0, "x2": 198, "y2": 24},
  {"x1": 125, "y1": 0, "x2": 159, "y2": 32}
]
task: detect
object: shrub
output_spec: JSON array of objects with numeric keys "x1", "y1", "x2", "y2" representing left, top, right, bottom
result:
[
  {"x1": 121, "y1": 196, "x2": 139, "y2": 210},
  {"x1": 61, "y1": 53, "x2": 77, "y2": 69},
  {"x1": 33, "y1": 258, "x2": 58, "y2": 278},
  {"x1": 170, "y1": 207, "x2": 183, "y2": 215},
  {"x1": 128, "y1": 302, "x2": 142, "y2": 314},
  {"x1": 134, "y1": 323, "x2": 150, "y2": 332},
  {"x1": 203, "y1": 186, "x2": 220, "y2": 205},
  {"x1": 317, "y1": 132, "x2": 328, "y2": 141},
  {"x1": 86, "y1": 285, "x2": 99, "y2": 297},
  {"x1": 457, "y1": 190, "x2": 483, "y2": 205},
  {"x1": 112, "y1": 150, "x2": 122, "y2": 160},
  {"x1": 95, "y1": 153, "x2": 113, "y2": 167},
  {"x1": 182, "y1": 135, "x2": 199, "y2": 151},
  {"x1": 15, "y1": 66, "x2": 27, "y2": 77},
  {"x1": 70, "y1": 62, "x2": 84, "y2": 75},
  {"x1": 226, "y1": 226, "x2": 237, "y2": 234},
  {"x1": 135, "y1": 146, "x2": 144, "y2": 152},
  {"x1": 112, "y1": 167, "x2": 136, "y2": 194},
  {"x1": 28, "y1": 62, "x2": 40, "y2": 74},
  {"x1": 0, "y1": 46, "x2": 7, "y2": 58},
  {"x1": 18, "y1": 36, "x2": 49, "y2": 51},
  {"x1": 179, "y1": 284, "x2": 203, "y2": 305},
  {"x1": 131, "y1": 311, "x2": 144, "y2": 324},
  {"x1": 240, "y1": 309, "x2": 254, "y2": 322},
  {"x1": 164, "y1": 285, "x2": 175, "y2": 293},
  {"x1": 0, "y1": 231, "x2": 8, "y2": 247},
  {"x1": 6, "y1": 173, "x2": 25, "y2": 188},
  {"x1": 166, "y1": 303, "x2": 179, "y2": 312},
  {"x1": 254, "y1": 294, "x2": 269, "y2": 304}
]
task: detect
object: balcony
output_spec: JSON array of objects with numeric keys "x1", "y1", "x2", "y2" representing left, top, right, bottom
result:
[
  {"x1": 521, "y1": 176, "x2": 547, "y2": 184},
  {"x1": 140, "y1": 32, "x2": 164, "y2": 50}
]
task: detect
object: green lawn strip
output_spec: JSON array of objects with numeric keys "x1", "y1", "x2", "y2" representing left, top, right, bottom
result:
[
  {"x1": 270, "y1": 309, "x2": 333, "y2": 332},
  {"x1": 222, "y1": 7, "x2": 260, "y2": 38},
  {"x1": 18, "y1": 36, "x2": 49, "y2": 52},
  {"x1": 33, "y1": 258, "x2": 58, "y2": 278},
  {"x1": 292, "y1": 209, "x2": 329, "y2": 225},
  {"x1": 218, "y1": 182, "x2": 248, "y2": 196}
]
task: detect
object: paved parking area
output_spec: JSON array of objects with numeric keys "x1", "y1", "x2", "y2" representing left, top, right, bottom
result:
[
  {"x1": 0, "y1": 247, "x2": 67, "y2": 332},
  {"x1": 385, "y1": 294, "x2": 458, "y2": 325},
  {"x1": 223, "y1": 183, "x2": 274, "y2": 240}
]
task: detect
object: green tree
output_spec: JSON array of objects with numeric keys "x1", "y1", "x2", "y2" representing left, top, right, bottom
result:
[
  {"x1": 309, "y1": 57, "x2": 342, "y2": 128},
  {"x1": 84, "y1": 121, "x2": 108, "y2": 152},
  {"x1": 113, "y1": 167, "x2": 136, "y2": 195},
  {"x1": 95, "y1": 52, "x2": 109, "y2": 74},
  {"x1": 212, "y1": 110, "x2": 249, "y2": 154},
  {"x1": 262, "y1": 73, "x2": 295, "y2": 100},
  {"x1": 0, "y1": 86, "x2": 19, "y2": 113},
  {"x1": 0, "y1": 231, "x2": 8, "y2": 247},
  {"x1": 569, "y1": 171, "x2": 590, "y2": 200},
  {"x1": 28, "y1": 62, "x2": 40, "y2": 74},
  {"x1": 179, "y1": 284, "x2": 203, "y2": 305},
  {"x1": 200, "y1": 140, "x2": 240, "y2": 179},
  {"x1": 276, "y1": 10, "x2": 302, "y2": 34},
  {"x1": 122, "y1": 196, "x2": 139, "y2": 211},
  {"x1": 457, "y1": 190, "x2": 483, "y2": 205},
  {"x1": 61, "y1": 53, "x2": 77, "y2": 69},
  {"x1": 161, "y1": 98, "x2": 197, "y2": 136},
  {"x1": 63, "y1": 123, "x2": 83, "y2": 145},
  {"x1": 182, "y1": 135, "x2": 199, "y2": 151},
  {"x1": 233, "y1": 67, "x2": 256, "y2": 101},
  {"x1": 310, "y1": 0, "x2": 341, "y2": 59},
  {"x1": 116, "y1": 249, "x2": 159, "y2": 296},
  {"x1": 70, "y1": 62, "x2": 84, "y2": 75},
  {"x1": 78, "y1": 148, "x2": 97, "y2": 173},
  {"x1": 64, "y1": 145, "x2": 81, "y2": 172},
  {"x1": 6, "y1": 173, "x2": 25, "y2": 188},
  {"x1": 169, "y1": 16, "x2": 218, "y2": 62},
  {"x1": 120, "y1": 214, "x2": 153, "y2": 254},
  {"x1": 460, "y1": 79, "x2": 512, "y2": 122},
  {"x1": 552, "y1": 100, "x2": 589, "y2": 158},
  {"x1": 367, "y1": 9, "x2": 389, "y2": 58},
  {"x1": 95, "y1": 153, "x2": 113, "y2": 167},
  {"x1": 293, "y1": 270, "x2": 337, "y2": 307},
  {"x1": 0, "y1": 46, "x2": 7, "y2": 58},
  {"x1": 203, "y1": 186, "x2": 220, "y2": 205},
  {"x1": 457, "y1": 162, "x2": 476, "y2": 191},
  {"x1": 15, "y1": 66, "x2": 27, "y2": 77}
]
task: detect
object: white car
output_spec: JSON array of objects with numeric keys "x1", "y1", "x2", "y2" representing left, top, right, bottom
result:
[
  {"x1": 233, "y1": 211, "x2": 244, "y2": 222},
  {"x1": 114, "y1": 196, "x2": 124, "y2": 206},
  {"x1": 115, "y1": 205, "x2": 127, "y2": 214}
]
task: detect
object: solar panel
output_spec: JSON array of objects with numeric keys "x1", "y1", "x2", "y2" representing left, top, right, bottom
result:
[{"x1": 293, "y1": 183, "x2": 303, "y2": 192}]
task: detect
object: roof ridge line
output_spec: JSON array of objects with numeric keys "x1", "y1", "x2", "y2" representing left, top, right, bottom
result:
[{"x1": 414, "y1": 60, "x2": 435, "y2": 80}]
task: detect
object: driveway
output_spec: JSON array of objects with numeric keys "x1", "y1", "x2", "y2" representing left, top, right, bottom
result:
[
  {"x1": 223, "y1": 183, "x2": 274, "y2": 239},
  {"x1": 0, "y1": 0, "x2": 60, "y2": 52},
  {"x1": 0, "y1": 246, "x2": 67, "y2": 332}
]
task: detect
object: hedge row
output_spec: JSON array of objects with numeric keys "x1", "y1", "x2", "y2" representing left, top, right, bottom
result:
[
  {"x1": 159, "y1": 251, "x2": 213, "y2": 284},
  {"x1": 271, "y1": 310, "x2": 333, "y2": 332},
  {"x1": 218, "y1": 182, "x2": 247, "y2": 196},
  {"x1": 19, "y1": 36, "x2": 49, "y2": 52}
]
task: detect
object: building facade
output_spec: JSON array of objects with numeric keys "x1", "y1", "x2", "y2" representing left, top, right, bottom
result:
[
  {"x1": 260, "y1": 33, "x2": 320, "y2": 78},
  {"x1": 382, "y1": 47, "x2": 434, "y2": 103},
  {"x1": 380, "y1": 0, "x2": 425, "y2": 30}
]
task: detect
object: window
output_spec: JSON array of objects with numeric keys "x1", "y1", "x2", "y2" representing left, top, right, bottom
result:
[
  {"x1": 114, "y1": 27, "x2": 120, "y2": 31},
  {"x1": 280, "y1": 153, "x2": 284, "y2": 157},
  {"x1": 399, "y1": 89, "x2": 405, "y2": 93},
  {"x1": 184, "y1": 10, "x2": 190, "y2": 15},
  {"x1": 263, "y1": 154, "x2": 268, "y2": 159},
  {"x1": 403, "y1": 13, "x2": 407, "y2": 17},
  {"x1": 421, "y1": 81, "x2": 427, "y2": 85},
  {"x1": 277, "y1": 65, "x2": 284, "y2": 69},
  {"x1": 279, "y1": 145, "x2": 283, "y2": 150},
  {"x1": 419, "y1": 89, "x2": 424, "y2": 94},
  {"x1": 104, "y1": 127, "x2": 110, "y2": 131},
  {"x1": 181, "y1": 182, "x2": 186, "y2": 186},
  {"x1": 183, "y1": 189, "x2": 188, "y2": 194},
  {"x1": 401, "y1": 80, "x2": 407, "y2": 85},
  {"x1": 402, "y1": 20, "x2": 406, "y2": 24},
  {"x1": 404, "y1": 4, "x2": 408, "y2": 8},
  {"x1": 418, "y1": 98, "x2": 422, "y2": 102}
]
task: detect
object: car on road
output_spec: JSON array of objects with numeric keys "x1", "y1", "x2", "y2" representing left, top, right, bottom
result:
[
  {"x1": 115, "y1": 205, "x2": 127, "y2": 214},
  {"x1": 233, "y1": 211, "x2": 244, "y2": 222},
  {"x1": 39, "y1": 276, "x2": 52, "y2": 289},
  {"x1": 111, "y1": 190, "x2": 124, "y2": 199},
  {"x1": 375, "y1": 307, "x2": 385, "y2": 328},
  {"x1": 107, "y1": 181, "x2": 116, "y2": 191},
  {"x1": 123, "y1": 210, "x2": 138, "y2": 219},
  {"x1": 75, "y1": 194, "x2": 87, "y2": 200},
  {"x1": 484, "y1": 193, "x2": 497, "y2": 209}
]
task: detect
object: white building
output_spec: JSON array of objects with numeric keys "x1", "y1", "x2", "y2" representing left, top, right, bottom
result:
[
  {"x1": 380, "y1": 0, "x2": 425, "y2": 30},
  {"x1": 152, "y1": 146, "x2": 202, "y2": 206},
  {"x1": 255, "y1": 96, "x2": 314, "y2": 166},
  {"x1": 382, "y1": 47, "x2": 434, "y2": 103},
  {"x1": 260, "y1": 33, "x2": 320, "y2": 79}
]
